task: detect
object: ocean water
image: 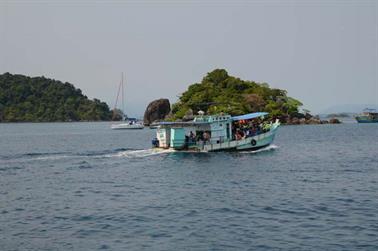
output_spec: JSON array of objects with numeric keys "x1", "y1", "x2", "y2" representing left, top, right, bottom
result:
[{"x1": 0, "y1": 122, "x2": 377, "y2": 251}]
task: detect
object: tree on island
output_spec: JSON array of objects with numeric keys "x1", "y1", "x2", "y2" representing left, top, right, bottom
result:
[
  {"x1": 171, "y1": 69, "x2": 303, "y2": 122},
  {"x1": 0, "y1": 73, "x2": 112, "y2": 122}
]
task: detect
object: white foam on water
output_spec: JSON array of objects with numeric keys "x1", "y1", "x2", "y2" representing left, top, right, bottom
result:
[
  {"x1": 105, "y1": 148, "x2": 175, "y2": 158},
  {"x1": 2, "y1": 145, "x2": 278, "y2": 163},
  {"x1": 108, "y1": 145, "x2": 279, "y2": 158},
  {"x1": 239, "y1": 144, "x2": 279, "y2": 154},
  {"x1": 1, "y1": 149, "x2": 172, "y2": 163},
  {"x1": 33, "y1": 155, "x2": 73, "y2": 161},
  {"x1": 0, "y1": 154, "x2": 75, "y2": 163}
]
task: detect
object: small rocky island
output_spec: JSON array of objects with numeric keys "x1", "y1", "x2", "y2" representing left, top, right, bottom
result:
[
  {"x1": 143, "y1": 99, "x2": 171, "y2": 125},
  {"x1": 0, "y1": 73, "x2": 112, "y2": 122},
  {"x1": 144, "y1": 69, "x2": 341, "y2": 125}
]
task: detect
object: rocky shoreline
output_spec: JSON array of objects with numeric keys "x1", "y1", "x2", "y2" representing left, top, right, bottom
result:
[{"x1": 284, "y1": 115, "x2": 341, "y2": 125}]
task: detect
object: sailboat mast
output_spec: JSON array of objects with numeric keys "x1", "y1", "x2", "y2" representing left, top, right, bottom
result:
[
  {"x1": 122, "y1": 72, "x2": 125, "y2": 119},
  {"x1": 112, "y1": 76, "x2": 123, "y2": 121}
]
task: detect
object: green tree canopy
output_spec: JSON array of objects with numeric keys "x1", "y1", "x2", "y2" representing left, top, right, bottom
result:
[
  {"x1": 0, "y1": 73, "x2": 112, "y2": 122},
  {"x1": 172, "y1": 69, "x2": 303, "y2": 120}
]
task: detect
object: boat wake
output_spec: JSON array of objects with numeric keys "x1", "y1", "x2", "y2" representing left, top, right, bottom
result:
[
  {"x1": 104, "y1": 148, "x2": 175, "y2": 158},
  {"x1": 108, "y1": 144, "x2": 279, "y2": 158},
  {"x1": 239, "y1": 144, "x2": 279, "y2": 154},
  {"x1": 1, "y1": 145, "x2": 278, "y2": 164},
  {"x1": 0, "y1": 148, "x2": 176, "y2": 163}
]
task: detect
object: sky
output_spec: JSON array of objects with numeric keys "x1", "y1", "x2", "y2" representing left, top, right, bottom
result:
[{"x1": 0, "y1": 0, "x2": 377, "y2": 117}]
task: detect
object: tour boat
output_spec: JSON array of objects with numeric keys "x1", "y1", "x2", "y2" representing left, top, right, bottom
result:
[
  {"x1": 151, "y1": 112, "x2": 279, "y2": 152},
  {"x1": 110, "y1": 73, "x2": 144, "y2": 130},
  {"x1": 355, "y1": 108, "x2": 378, "y2": 123}
]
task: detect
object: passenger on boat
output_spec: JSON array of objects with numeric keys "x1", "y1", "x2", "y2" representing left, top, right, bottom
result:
[
  {"x1": 189, "y1": 131, "x2": 195, "y2": 140},
  {"x1": 183, "y1": 131, "x2": 195, "y2": 147},
  {"x1": 245, "y1": 128, "x2": 255, "y2": 138},
  {"x1": 235, "y1": 130, "x2": 244, "y2": 140},
  {"x1": 203, "y1": 131, "x2": 210, "y2": 143},
  {"x1": 196, "y1": 132, "x2": 203, "y2": 142},
  {"x1": 251, "y1": 127, "x2": 257, "y2": 136}
]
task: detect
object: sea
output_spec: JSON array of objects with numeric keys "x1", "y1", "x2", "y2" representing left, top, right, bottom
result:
[{"x1": 0, "y1": 122, "x2": 377, "y2": 251}]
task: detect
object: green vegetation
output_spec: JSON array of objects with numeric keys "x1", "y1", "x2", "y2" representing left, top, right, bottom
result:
[
  {"x1": 0, "y1": 73, "x2": 112, "y2": 122},
  {"x1": 172, "y1": 69, "x2": 303, "y2": 120}
]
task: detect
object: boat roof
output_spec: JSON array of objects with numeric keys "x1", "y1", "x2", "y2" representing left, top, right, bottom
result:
[
  {"x1": 231, "y1": 112, "x2": 268, "y2": 121},
  {"x1": 157, "y1": 112, "x2": 269, "y2": 126},
  {"x1": 158, "y1": 121, "x2": 210, "y2": 126}
]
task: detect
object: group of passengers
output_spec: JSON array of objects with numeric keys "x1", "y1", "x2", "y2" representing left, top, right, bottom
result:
[
  {"x1": 185, "y1": 131, "x2": 211, "y2": 145},
  {"x1": 183, "y1": 119, "x2": 272, "y2": 145},
  {"x1": 233, "y1": 119, "x2": 271, "y2": 140}
]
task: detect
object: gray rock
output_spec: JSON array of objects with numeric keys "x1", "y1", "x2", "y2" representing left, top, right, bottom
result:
[
  {"x1": 329, "y1": 118, "x2": 341, "y2": 124},
  {"x1": 143, "y1": 99, "x2": 171, "y2": 125},
  {"x1": 290, "y1": 117, "x2": 300, "y2": 125},
  {"x1": 307, "y1": 117, "x2": 321, "y2": 124}
]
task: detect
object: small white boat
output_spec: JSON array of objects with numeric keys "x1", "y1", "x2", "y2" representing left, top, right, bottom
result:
[
  {"x1": 111, "y1": 119, "x2": 144, "y2": 130},
  {"x1": 151, "y1": 112, "x2": 279, "y2": 152}
]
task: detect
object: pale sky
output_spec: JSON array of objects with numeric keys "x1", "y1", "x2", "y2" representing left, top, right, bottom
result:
[{"x1": 1, "y1": 0, "x2": 377, "y2": 117}]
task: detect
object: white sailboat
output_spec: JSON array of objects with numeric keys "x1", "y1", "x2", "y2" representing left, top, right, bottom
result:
[{"x1": 110, "y1": 73, "x2": 144, "y2": 130}]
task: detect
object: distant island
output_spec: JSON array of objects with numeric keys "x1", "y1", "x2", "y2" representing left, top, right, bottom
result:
[
  {"x1": 144, "y1": 69, "x2": 342, "y2": 125},
  {"x1": 0, "y1": 73, "x2": 112, "y2": 122},
  {"x1": 170, "y1": 69, "x2": 304, "y2": 123},
  {"x1": 321, "y1": 104, "x2": 378, "y2": 114}
]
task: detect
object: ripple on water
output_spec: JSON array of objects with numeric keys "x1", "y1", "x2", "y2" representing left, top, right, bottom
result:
[{"x1": 1, "y1": 123, "x2": 378, "y2": 250}]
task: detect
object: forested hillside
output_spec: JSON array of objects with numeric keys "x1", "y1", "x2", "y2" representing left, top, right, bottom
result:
[
  {"x1": 172, "y1": 69, "x2": 303, "y2": 121},
  {"x1": 0, "y1": 73, "x2": 112, "y2": 122}
]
